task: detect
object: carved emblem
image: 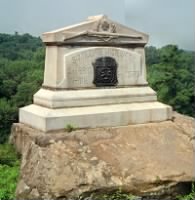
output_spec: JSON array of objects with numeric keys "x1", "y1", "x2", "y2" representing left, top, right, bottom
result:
[
  {"x1": 101, "y1": 21, "x2": 110, "y2": 31},
  {"x1": 93, "y1": 57, "x2": 118, "y2": 87},
  {"x1": 97, "y1": 20, "x2": 116, "y2": 33}
]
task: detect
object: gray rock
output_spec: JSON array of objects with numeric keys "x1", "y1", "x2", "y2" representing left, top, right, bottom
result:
[{"x1": 10, "y1": 112, "x2": 194, "y2": 200}]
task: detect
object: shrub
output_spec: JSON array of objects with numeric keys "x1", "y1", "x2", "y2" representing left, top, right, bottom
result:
[
  {"x1": 177, "y1": 183, "x2": 195, "y2": 200},
  {"x1": 65, "y1": 124, "x2": 76, "y2": 132},
  {"x1": 0, "y1": 144, "x2": 20, "y2": 200}
]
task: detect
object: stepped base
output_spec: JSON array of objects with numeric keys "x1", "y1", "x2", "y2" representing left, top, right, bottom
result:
[
  {"x1": 19, "y1": 102, "x2": 172, "y2": 132},
  {"x1": 34, "y1": 87, "x2": 157, "y2": 108}
]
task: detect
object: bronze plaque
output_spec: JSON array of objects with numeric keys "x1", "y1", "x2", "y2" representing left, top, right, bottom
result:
[{"x1": 93, "y1": 57, "x2": 118, "y2": 87}]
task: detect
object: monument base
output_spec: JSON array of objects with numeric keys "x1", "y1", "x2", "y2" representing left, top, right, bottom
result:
[
  {"x1": 19, "y1": 102, "x2": 172, "y2": 132},
  {"x1": 33, "y1": 87, "x2": 157, "y2": 108}
]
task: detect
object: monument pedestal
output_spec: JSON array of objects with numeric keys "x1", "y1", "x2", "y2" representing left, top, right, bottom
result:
[
  {"x1": 33, "y1": 86, "x2": 157, "y2": 108},
  {"x1": 20, "y1": 87, "x2": 172, "y2": 132},
  {"x1": 20, "y1": 101, "x2": 172, "y2": 132}
]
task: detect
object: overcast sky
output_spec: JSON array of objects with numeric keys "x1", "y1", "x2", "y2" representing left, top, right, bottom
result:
[{"x1": 0, "y1": 0, "x2": 194, "y2": 50}]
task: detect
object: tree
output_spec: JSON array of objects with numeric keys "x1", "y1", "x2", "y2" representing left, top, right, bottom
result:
[
  {"x1": 0, "y1": 33, "x2": 44, "y2": 143},
  {"x1": 0, "y1": 99, "x2": 17, "y2": 143},
  {"x1": 147, "y1": 45, "x2": 194, "y2": 117}
]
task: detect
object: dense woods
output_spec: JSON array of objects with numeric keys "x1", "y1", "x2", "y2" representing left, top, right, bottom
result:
[
  {"x1": 0, "y1": 33, "x2": 194, "y2": 143},
  {"x1": 146, "y1": 45, "x2": 194, "y2": 116},
  {"x1": 0, "y1": 33, "x2": 44, "y2": 143}
]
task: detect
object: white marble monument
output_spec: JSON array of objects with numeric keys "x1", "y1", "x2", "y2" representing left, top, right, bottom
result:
[{"x1": 19, "y1": 15, "x2": 172, "y2": 132}]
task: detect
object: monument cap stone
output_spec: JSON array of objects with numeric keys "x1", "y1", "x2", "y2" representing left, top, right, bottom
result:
[{"x1": 42, "y1": 14, "x2": 149, "y2": 46}]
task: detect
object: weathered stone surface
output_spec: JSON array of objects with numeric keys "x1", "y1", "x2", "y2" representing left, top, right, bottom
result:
[
  {"x1": 43, "y1": 47, "x2": 146, "y2": 89},
  {"x1": 19, "y1": 102, "x2": 172, "y2": 132},
  {"x1": 42, "y1": 15, "x2": 149, "y2": 45},
  {"x1": 34, "y1": 87, "x2": 157, "y2": 109},
  {"x1": 42, "y1": 15, "x2": 149, "y2": 90},
  {"x1": 10, "y1": 112, "x2": 194, "y2": 200}
]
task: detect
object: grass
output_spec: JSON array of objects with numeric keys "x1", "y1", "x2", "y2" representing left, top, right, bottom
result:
[
  {"x1": 65, "y1": 124, "x2": 76, "y2": 132},
  {"x1": 177, "y1": 183, "x2": 195, "y2": 200},
  {"x1": 0, "y1": 143, "x2": 20, "y2": 200}
]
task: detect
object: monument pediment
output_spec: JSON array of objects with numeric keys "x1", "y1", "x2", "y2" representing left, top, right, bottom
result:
[{"x1": 42, "y1": 15, "x2": 149, "y2": 46}]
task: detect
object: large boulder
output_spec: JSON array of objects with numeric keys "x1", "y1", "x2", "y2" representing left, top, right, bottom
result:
[{"x1": 10, "y1": 112, "x2": 194, "y2": 200}]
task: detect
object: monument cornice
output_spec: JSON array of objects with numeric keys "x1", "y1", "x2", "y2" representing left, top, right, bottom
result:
[{"x1": 44, "y1": 42, "x2": 147, "y2": 48}]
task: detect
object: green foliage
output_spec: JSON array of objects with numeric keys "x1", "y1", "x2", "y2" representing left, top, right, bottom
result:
[
  {"x1": 65, "y1": 124, "x2": 76, "y2": 132},
  {"x1": 0, "y1": 144, "x2": 20, "y2": 200},
  {"x1": 0, "y1": 33, "x2": 44, "y2": 143},
  {"x1": 0, "y1": 99, "x2": 17, "y2": 143},
  {"x1": 0, "y1": 33, "x2": 42, "y2": 61},
  {"x1": 146, "y1": 45, "x2": 194, "y2": 117},
  {"x1": 0, "y1": 165, "x2": 19, "y2": 200},
  {"x1": 177, "y1": 183, "x2": 195, "y2": 200},
  {"x1": 145, "y1": 46, "x2": 160, "y2": 65},
  {"x1": 0, "y1": 143, "x2": 20, "y2": 166}
]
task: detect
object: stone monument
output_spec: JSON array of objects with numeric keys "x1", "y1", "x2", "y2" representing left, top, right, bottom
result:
[
  {"x1": 19, "y1": 15, "x2": 172, "y2": 132},
  {"x1": 11, "y1": 15, "x2": 194, "y2": 200}
]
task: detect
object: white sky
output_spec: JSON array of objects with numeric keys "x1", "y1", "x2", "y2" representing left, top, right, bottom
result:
[
  {"x1": 0, "y1": 0, "x2": 194, "y2": 50},
  {"x1": 125, "y1": 0, "x2": 195, "y2": 50}
]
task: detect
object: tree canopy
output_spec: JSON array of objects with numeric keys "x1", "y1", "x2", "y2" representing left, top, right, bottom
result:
[
  {"x1": 146, "y1": 45, "x2": 194, "y2": 116},
  {"x1": 0, "y1": 33, "x2": 44, "y2": 143}
]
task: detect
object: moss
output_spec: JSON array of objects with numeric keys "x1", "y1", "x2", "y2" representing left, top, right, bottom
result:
[{"x1": 65, "y1": 124, "x2": 76, "y2": 132}]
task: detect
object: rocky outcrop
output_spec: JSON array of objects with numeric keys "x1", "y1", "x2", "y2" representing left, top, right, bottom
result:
[{"x1": 10, "y1": 112, "x2": 195, "y2": 200}]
